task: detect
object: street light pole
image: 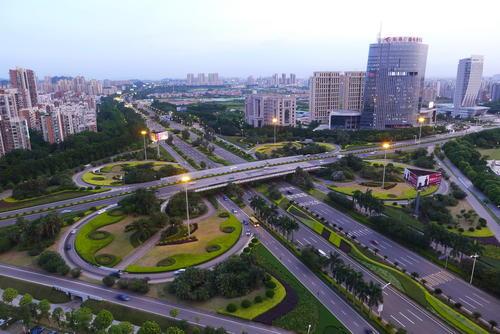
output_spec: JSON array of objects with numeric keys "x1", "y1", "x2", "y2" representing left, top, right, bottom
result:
[
  {"x1": 306, "y1": 324, "x2": 311, "y2": 334},
  {"x1": 418, "y1": 116, "x2": 425, "y2": 144},
  {"x1": 469, "y1": 254, "x2": 479, "y2": 284},
  {"x1": 272, "y1": 117, "x2": 278, "y2": 144},
  {"x1": 381, "y1": 142, "x2": 390, "y2": 188},
  {"x1": 181, "y1": 176, "x2": 191, "y2": 237},
  {"x1": 141, "y1": 130, "x2": 148, "y2": 160}
]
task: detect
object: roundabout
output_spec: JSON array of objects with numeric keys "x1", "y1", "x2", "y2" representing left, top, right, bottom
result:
[{"x1": 60, "y1": 196, "x2": 249, "y2": 283}]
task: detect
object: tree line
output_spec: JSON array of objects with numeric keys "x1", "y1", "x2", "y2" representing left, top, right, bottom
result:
[
  {"x1": 443, "y1": 128, "x2": 500, "y2": 206},
  {"x1": 249, "y1": 195, "x2": 299, "y2": 241}
]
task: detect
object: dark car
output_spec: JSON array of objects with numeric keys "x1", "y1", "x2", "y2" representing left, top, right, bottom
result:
[
  {"x1": 64, "y1": 244, "x2": 71, "y2": 251},
  {"x1": 116, "y1": 294, "x2": 131, "y2": 301},
  {"x1": 30, "y1": 326, "x2": 45, "y2": 334}
]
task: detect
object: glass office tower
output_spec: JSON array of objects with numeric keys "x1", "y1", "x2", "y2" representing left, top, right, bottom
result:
[{"x1": 361, "y1": 37, "x2": 428, "y2": 129}]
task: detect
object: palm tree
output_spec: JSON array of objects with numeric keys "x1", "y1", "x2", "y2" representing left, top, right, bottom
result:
[
  {"x1": 125, "y1": 218, "x2": 155, "y2": 242},
  {"x1": 367, "y1": 282, "x2": 383, "y2": 309}
]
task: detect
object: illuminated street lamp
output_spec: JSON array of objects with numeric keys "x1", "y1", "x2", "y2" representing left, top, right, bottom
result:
[
  {"x1": 140, "y1": 130, "x2": 148, "y2": 160},
  {"x1": 381, "y1": 142, "x2": 391, "y2": 188},
  {"x1": 469, "y1": 254, "x2": 480, "y2": 284},
  {"x1": 181, "y1": 175, "x2": 192, "y2": 237},
  {"x1": 272, "y1": 117, "x2": 278, "y2": 144},
  {"x1": 418, "y1": 116, "x2": 425, "y2": 144}
]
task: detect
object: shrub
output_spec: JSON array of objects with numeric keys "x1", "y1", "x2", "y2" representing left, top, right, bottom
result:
[
  {"x1": 226, "y1": 303, "x2": 237, "y2": 313},
  {"x1": 468, "y1": 227, "x2": 475, "y2": 232},
  {"x1": 205, "y1": 245, "x2": 221, "y2": 253},
  {"x1": 254, "y1": 295, "x2": 263, "y2": 303},
  {"x1": 218, "y1": 212, "x2": 229, "y2": 218},
  {"x1": 38, "y1": 251, "x2": 69, "y2": 275},
  {"x1": 264, "y1": 281, "x2": 277, "y2": 289},
  {"x1": 70, "y1": 267, "x2": 81, "y2": 278},
  {"x1": 221, "y1": 226, "x2": 235, "y2": 233},
  {"x1": 117, "y1": 278, "x2": 129, "y2": 289},
  {"x1": 102, "y1": 275, "x2": 116, "y2": 287},
  {"x1": 265, "y1": 289, "x2": 275, "y2": 298},
  {"x1": 241, "y1": 299, "x2": 251, "y2": 308},
  {"x1": 95, "y1": 254, "x2": 117, "y2": 266}
]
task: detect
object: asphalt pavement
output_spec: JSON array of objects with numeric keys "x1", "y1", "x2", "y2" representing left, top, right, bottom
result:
[
  {"x1": 0, "y1": 263, "x2": 291, "y2": 334},
  {"x1": 279, "y1": 182, "x2": 500, "y2": 324}
]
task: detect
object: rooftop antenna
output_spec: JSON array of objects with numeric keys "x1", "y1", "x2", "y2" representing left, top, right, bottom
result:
[{"x1": 377, "y1": 21, "x2": 383, "y2": 42}]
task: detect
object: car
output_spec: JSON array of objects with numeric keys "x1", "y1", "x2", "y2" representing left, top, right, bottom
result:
[
  {"x1": 243, "y1": 220, "x2": 248, "y2": 225},
  {"x1": 245, "y1": 229, "x2": 251, "y2": 236},
  {"x1": 116, "y1": 294, "x2": 131, "y2": 301},
  {"x1": 30, "y1": 326, "x2": 45, "y2": 334},
  {"x1": 287, "y1": 190, "x2": 293, "y2": 195},
  {"x1": 223, "y1": 195, "x2": 228, "y2": 201},
  {"x1": 70, "y1": 229, "x2": 77, "y2": 235},
  {"x1": 60, "y1": 209, "x2": 72, "y2": 214},
  {"x1": 0, "y1": 319, "x2": 6, "y2": 328},
  {"x1": 64, "y1": 244, "x2": 71, "y2": 251},
  {"x1": 231, "y1": 209, "x2": 237, "y2": 214},
  {"x1": 174, "y1": 269, "x2": 186, "y2": 276},
  {"x1": 110, "y1": 270, "x2": 122, "y2": 278},
  {"x1": 370, "y1": 240, "x2": 379, "y2": 246}
]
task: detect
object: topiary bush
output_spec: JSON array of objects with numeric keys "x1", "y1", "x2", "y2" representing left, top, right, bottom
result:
[
  {"x1": 241, "y1": 299, "x2": 251, "y2": 309},
  {"x1": 265, "y1": 281, "x2": 277, "y2": 289},
  {"x1": 221, "y1": 226, "x2": 235, "y2": 233},
  {"x1": 254, "y1": 295, "x2": 263, "y2": 303},
  {"x1": 206, "y1": 244, "x2": 221, "y2": 253},
  {"x1": 95, "y1": 254, "x2": 117, "y2": 266},
  {"x1": 265, "y1": 289, "x2": 275, "y2": 298},
  {"x1": 88, "y1": 230, "x2": 111, "y2": 240},
  {"x1": 226, "y1": 303, "x2": 237, "y2": 313}
]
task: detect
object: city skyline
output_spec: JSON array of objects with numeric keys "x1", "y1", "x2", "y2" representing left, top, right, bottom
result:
[{"x1": 1, "y1": 0, "x2": 499, "y2": 79}]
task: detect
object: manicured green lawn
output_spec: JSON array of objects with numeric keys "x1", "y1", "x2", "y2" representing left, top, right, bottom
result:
[
  {"x1": 255, "y1": 141, "x2": 336, "y2": 156},
  {"x1": 328, "y1": 183, "x2": 438, "y2": 200},
  {"x1": 218, "y1": 276, "x2": 286, "y2": 320},
  {"x1": 252, "y1": 243, "x2": 349, "y2": 334},
  {"x1": 0, "y1": 275, "x2": 71, "y2": 303},
  {"x1": 478, "y1": 147, "x2": 500, "y2": 160},
  {"x1": 75, "y1": 211, "x2": 126, "y2": 266},
  {"x1": 0, "y1": 189, "x2": 108, "y2": 213},
  {"x1": 82, "y1": 161, "x2": 180, "y2": 186},
  {"x1": 288, "y1": 206, "x2": 488, "y2": 334},
  {"x1": 126, "y1": 215, "x2": 242, "y2": 273}
]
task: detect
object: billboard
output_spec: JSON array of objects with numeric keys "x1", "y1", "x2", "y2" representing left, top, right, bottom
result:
[{"x1": 150, "y1": 131, "x2": 169, "y2": 142}]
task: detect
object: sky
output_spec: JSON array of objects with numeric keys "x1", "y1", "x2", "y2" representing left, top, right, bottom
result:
[{"x1": 1, "y1": 0, "x2": 499, "y2": 80}]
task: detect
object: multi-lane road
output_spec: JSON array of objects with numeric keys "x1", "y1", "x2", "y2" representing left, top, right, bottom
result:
[
  {"x1": 279, "y1": 182, "x2": 500, "y2": 324},
  {"x1": 0, "y1": 263, "x2": 292, "y2": 334}
]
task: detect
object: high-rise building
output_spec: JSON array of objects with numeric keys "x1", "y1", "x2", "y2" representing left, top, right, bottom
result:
[
  {"x1": 208, "y1": 73, "x2": 219, "y2": 85},
  {"x1": 197, "y1": 73, "x2": 206, "y2": 85},
  {"x1": 9, "y1": 67, "x2": 38, "y2": 108},
  {"x1": 0, "y1": 90, "x2": 31, "y2": 156},
  {"x1": 360, "y1": 36, "x2": 428, "y2": 129},
  {"x1": 245, "y1": 94, "x2": 296, "y2": 128},
  {"x1": 290, "y1": 73, "x2": 296, "y2": 86},
  {"x1": 454, "y1": 55, "x2": 484, "y2": 108},
  {"x1": 491, "y1": 82, "x2": 500, "y2": 102},
  {"x1": 186, "y1": 73, "x2": 195, "y2": 85},
  {"x1": 309, "y1": 71, "x2": 365, "y2": 124}
]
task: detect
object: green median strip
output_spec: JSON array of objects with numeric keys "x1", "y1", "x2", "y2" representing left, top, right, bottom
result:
[{"x1": 287, "y1": 205, "x2": 488, "y2": 334}]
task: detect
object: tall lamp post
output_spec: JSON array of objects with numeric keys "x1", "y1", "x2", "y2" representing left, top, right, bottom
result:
[
  {"x1": 272, "y1": 117, "x2": 278, "y2": 144},
  {"x1": 381, "y1": 142, "x2": 390, "y2": 188},
  {"x1": 140, "y1": 130, "x2": 148, "y2": 160},
  {"x1": 469, "y1": 254, "x2": 480, "y2": 284},
  {"x1": 181, "y1": 175, "x2": 192, "y2": 237},
  {"x1": 417, "y1": 116, "x2": 425, "y2": 144}
]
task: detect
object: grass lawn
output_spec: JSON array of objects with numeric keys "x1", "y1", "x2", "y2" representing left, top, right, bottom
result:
[
  {"x1": 289, "y1": 205, "x2": 487, "y2": 334},
  {"x1": 75, "y1": 211, "x2": 131, "y2": 266},
  {"x1": 126, "y1": 214, "x2": 242, "y2": 273},
  {"x1": 252, "y1": 243, "x2": 349, "y2": 334},
  {"x1": 0, "y1": 275, "x2": 71, "y2": 303},
  {"x1": 82, "y1": 161, "x2": 180, "y2": 186},
  {"x1": 446, "y1": 199, "x2": 494, "y2": 237},
  {"x1": 328, "y1": 182, "x2": 438, "y2": 200},
  {"x1": 220, "y1": 135, "x2": 254, "y2": 150},
  {"x1": 0, "y1": 189, "x2": 108, "y2": 213},
  {"x1": 218, "y1": 276, "x2": 286, "y2": 320},
  {"x1": 254, "y1": 141, "x2": 336, "y2": 156},
  {"x1": 82, "y1": 300, "x2": 182, "y2": 330},
  {"x1": 478, "y1": 147, "x2": 500, "y2": 160}
]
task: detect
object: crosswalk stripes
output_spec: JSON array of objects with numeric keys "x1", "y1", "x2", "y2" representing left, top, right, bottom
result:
[
  {"x1": 349, "y1": 228, "x2": 372, "y2": 237},
  {"x1": 421, "y1": 270, "x2": 455, "y2": 288}
]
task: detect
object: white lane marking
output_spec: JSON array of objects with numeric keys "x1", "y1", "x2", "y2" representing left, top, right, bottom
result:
[
  {"x1": 390, "y1": 315, "x2": 406, "y2": 328},
  {"x1": 459, "y1": 298, "x2": 477, "y2": 309},
  {"x1": 399, "y1": 312, "x2": 415, "y2": 324},
  {"x1": 472, "y1": 293, "x2": 491, "y2": 304},
  {"x1": 296, "y1": 240, "x2": 303, "y2": 246},
  {"x1": 464, "y1": 295, "x2": 484, "y2": 307},
  {"x1": 406, "y1": 309, "x2": 423, "y2": 322},
  {"x1": 352, "y1": 321, "x2": 359, "y2": 327}
]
